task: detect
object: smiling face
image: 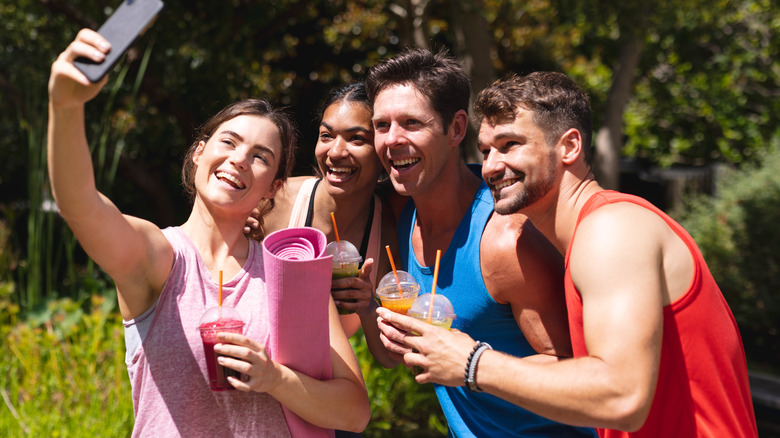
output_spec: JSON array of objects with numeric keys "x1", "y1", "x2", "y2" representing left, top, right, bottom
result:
[
  {"x1": 478, "y1": 108, "x2": 558, "y2": 215},
  {"x1": 315, "y1": 100, "x2": 381, "y2": 197},
  {"x1": 372, "y1": 83, "x2": 454, "y2": 198},
  {"x1": 192, "y1": 114, "x2": 283, "y2": 215}
]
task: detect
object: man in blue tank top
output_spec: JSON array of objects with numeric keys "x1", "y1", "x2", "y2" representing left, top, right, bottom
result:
[{"x1": 366, "y1": 48, "x2": 595, "y2": 437}]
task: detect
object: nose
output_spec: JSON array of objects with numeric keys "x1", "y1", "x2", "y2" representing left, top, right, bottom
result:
[
  {"x1": 229, "y1": 147, "x2": 251, "y2": 170},
  {"x1": 328, "y1": 136, "x2": 349, "y2": 159},
  {"x1": 482, "y1": 148, "x2": 504, "y2": 180},
  {"x1": 382, "y1": 122, "x2": 405, "y2": 149}
]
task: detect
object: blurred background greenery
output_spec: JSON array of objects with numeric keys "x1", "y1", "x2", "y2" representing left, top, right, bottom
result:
[{"x1": 2, "y1": 0, "x2": 779, "y2": 436}]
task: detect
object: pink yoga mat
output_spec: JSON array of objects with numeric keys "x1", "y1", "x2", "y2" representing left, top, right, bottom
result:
[{"x1": 262, "y1": 227, "x2": 335, "y2": 438}]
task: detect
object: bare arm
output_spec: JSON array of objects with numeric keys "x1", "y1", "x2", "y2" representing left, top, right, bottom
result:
[
  {"x1": 218, "y1": 297, "x2": 370, "y2": 432},
  {"x1": 47, "y1": 29, "x2": 171, "y2": 320},
  {"x1": 470, "y1": 205, "x2": 666, "y2": 430}
]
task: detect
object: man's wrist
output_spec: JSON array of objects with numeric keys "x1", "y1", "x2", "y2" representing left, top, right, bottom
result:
[{"x1": 464, "y1": 341, "x2": 492, "y2": 392}]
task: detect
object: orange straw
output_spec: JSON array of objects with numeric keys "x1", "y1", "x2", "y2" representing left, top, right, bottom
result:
[
  {"x1": 427, "y1": 249, "x2": 442, "y2": 323},
  {"x1": 385, "y1": 245, "x2": 405, "y2": 296},
  {"x1": 218, "y1": 270, "x2": 223, "y2": 306},
  {"x1": 330, "y1": 212, "x2": 341, "y2": 243}
]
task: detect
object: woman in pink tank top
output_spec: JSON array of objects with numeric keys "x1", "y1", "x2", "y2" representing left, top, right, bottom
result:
[
  {"x1": 262, "y1": 82, "x2": 400, "y2": 369},
  {"x1": 47, "y1": 30, "x2": 370, "y2": 436}
]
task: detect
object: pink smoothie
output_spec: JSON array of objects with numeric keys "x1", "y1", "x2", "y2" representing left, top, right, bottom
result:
[{"x1": 198, "y1": 318, "x2": 245, "y2": 391}]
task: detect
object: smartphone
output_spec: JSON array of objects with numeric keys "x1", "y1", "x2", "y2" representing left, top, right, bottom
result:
[{"x1": 74, "y1": 0, "x2": 165, "y2": 83}]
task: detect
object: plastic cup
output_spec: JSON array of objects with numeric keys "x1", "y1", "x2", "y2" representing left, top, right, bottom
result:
[
  {"x1": 376, "y1": 271, "x2": 420, "y2": 315},
  {"x1": 327, "y1": 240, "x2": 362, "y2": 315},
  {"x1": 198, "y1": 306, "x2": 245, "y2": 391},
  {"x1": 407, "y1": 293, "x2": 456, "y2": 330}
]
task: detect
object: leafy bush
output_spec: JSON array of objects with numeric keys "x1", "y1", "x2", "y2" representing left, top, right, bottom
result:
[{"x1": 677, "y1": 137, "x2": 780, "y2": 371}]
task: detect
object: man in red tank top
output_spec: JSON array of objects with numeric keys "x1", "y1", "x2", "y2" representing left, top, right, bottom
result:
[{"x1": 472, "y1": 72, "x2": 757, "y2": 436}]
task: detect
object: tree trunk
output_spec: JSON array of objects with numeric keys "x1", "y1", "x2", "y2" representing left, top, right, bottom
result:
[
  {"x1": 389, "y1": 0, "x2": 430, "y2": 49},
  {"x1": 450, "y1": 0, "x2": 495, "y2": 163},
  {"x1": 594, "y1": 34, "x2": 644, "y2": 190}
]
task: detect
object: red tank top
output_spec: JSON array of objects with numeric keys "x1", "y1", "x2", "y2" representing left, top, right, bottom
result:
[{"x1": 564, "y1": 191, "x2": 757, "y2": 437}]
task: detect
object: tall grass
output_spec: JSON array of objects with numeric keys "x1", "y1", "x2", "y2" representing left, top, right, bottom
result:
[{"x1": 0, "y1": 291, "x2": 134, "y2": 437}]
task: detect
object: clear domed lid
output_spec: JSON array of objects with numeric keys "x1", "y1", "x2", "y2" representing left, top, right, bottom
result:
[
  {"x1": 408, "y1": 293, "x2": 455, "y2": 320},
  {"x1": 326, "y1": 240, "x2": 362, "y2": 263},
  {"x1": 376, "y1": 270, "x2": 420, "y2": 298},
  {"x1": 198, "y1": 305, "x2": 244, "y2": 329}
]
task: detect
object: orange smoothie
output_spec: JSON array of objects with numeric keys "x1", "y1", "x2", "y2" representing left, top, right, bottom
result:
[{"x1": 376, "y1": 283, "x2": 420, "y2": 315}]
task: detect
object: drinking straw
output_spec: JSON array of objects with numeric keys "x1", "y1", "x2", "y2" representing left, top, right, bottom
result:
[
  {"x1": 330, "y1": 212, "x2": 341, "y2": 243},
  {"x1": 385, "y1": 245, "x2": 405, "y2": 296},
  {"x1": 427, "y1": 249, "x2": 442, "y2": 323},
  {"x1": 218, "y1": 270, "x2": 223, "y2": 307}
]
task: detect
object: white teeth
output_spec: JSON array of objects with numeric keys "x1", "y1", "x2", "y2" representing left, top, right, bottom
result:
[
  {"x1": 215, "y1": 171, "x2": 245, "y2": 189},
  {"x1": 329, "y1": 167, "x2": 354, "y2": 174},
  {"x1": 392, "y1": 158, "x2": 420, "y2": 167},
  {"x1": 494, "y1": 180, "x2": 515, "y2": 190}
]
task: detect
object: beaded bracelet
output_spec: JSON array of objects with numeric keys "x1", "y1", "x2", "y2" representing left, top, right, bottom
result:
[{"x1": 464, "y1": 341, "x2": 492, "y2": 392}]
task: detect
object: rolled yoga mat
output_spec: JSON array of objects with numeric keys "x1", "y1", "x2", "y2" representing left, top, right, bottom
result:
[{"x1": 262, "y1": 227, "x2": 335, "y2": 438}]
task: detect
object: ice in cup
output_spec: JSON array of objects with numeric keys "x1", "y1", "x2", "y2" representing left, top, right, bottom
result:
[
  {"x1": 407, "y1": 293, "x2": 456, "y2": 330},
  {"x1": 326, "y1": 240, "x2": 363, "y2": 315},
  {"x1": 376, "y1": 270, "x2": 421, "y2": 315},
  {"x1": 198, "y1": 305, "x2": 245, "y2": 391}
]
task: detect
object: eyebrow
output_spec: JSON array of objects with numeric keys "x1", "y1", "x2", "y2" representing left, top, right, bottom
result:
[
  {"x1": 477, "y1": 130, "x2": 527, "y2": 148},
  {"x1": 219, "y1": 129, "x2": 277, "y2": 158},
  {"x1": 320, "y1": 121, "x2": 371, "y2": 133}
]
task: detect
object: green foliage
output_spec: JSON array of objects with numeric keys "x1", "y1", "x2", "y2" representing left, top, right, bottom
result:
[
  {"x1": 350, "y1": 332, "x2": 448, "y2": 437},
  {"x1": 0, "y1": 293, "x2": 133, "y2": 437},
  {"x1": 625, "y1": 0, "x2": 780, "y2": 166},
  {"x1": 676, "y1": 136, "x2": 780, "y2": 371}
]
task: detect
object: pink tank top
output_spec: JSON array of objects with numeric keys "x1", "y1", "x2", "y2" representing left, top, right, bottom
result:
[
  {"x1": 124, "y1": 227, "x2": 291, "y2": 437},
  {"x1": 564, "y1": 191, "x2": 757, "y2": 437}
]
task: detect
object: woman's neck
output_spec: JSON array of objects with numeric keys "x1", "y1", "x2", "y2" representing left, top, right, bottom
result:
[
  {"x1": 313, "y1": 181, "x2": 375, "y2": 246},
  {"x1": 180, "y1": 200, "x2": 251, "y2": 279}
]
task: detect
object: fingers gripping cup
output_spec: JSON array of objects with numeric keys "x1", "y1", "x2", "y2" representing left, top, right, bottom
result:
[
  {"x1": 198, "y1": 306, "x2": 245, "y2": 391},
  {"x1": 408, "y1": 293, "x2": 456, "y2": 330},
  {"x1": 376, "y1": 271, "x2": 420, "y2": 315},
  {"x1": 326, "y1": 240, "x2": 362, "y2": 315}
]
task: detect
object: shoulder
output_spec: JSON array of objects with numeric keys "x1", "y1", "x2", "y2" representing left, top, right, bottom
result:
[
  {"x1": 568, "y1": 201, "x2": 669, "y2": 291},
  {"x1": 264, "y1": 176, "x2": 312, "y2": 232},
  {"x1": 482, "y1": 214, "x2": 564, "y2": 305},
  {"x1": 278, "y1": 176, "x2": 312, "y2": 201},
  {"x1": 574, "y1": 200, "x2": 667, "y2": 251}
]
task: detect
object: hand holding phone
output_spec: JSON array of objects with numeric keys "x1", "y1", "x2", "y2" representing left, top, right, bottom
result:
[{"x1": 74, "y1": 0, "x2": 165, "y2": 83}]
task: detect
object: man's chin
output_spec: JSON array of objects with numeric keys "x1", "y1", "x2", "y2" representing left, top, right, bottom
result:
[{"x1": 492, "y1": 196, "x2": 524, "y2": 216}]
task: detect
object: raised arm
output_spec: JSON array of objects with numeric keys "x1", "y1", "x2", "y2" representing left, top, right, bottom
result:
[{"x1": 47, "y1": 29, "x2": 171, "y2": 319}]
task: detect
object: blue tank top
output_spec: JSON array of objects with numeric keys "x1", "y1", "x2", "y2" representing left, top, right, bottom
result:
[{"x1": 399, "y1": 172, "x2": 596, "y2": 437}]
